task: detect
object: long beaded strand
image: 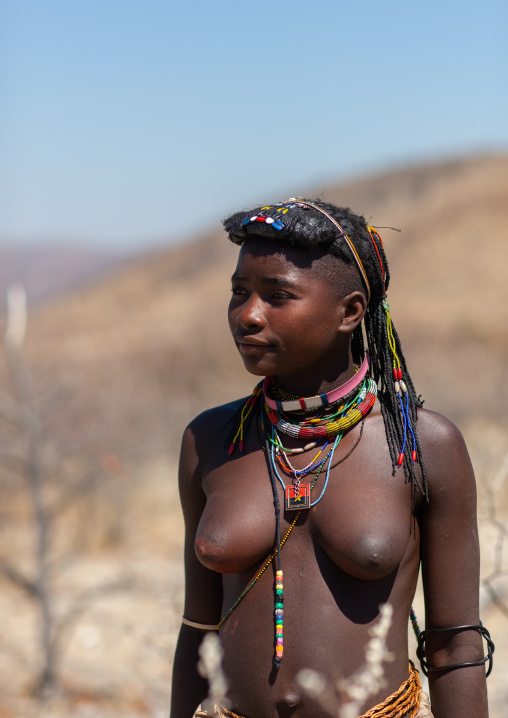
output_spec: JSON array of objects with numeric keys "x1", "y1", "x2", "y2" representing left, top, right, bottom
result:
[
  {"x1": 266, "y1": 434, "x2": 284, "y2": 665},
  {"x1": 383, "y1": 300, "x2": 417, "y2": 466}
]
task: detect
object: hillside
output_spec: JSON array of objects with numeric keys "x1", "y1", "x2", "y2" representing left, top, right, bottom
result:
[
  {"x1": 15, "y1": 153, "x2": 508, "y2": 461},
  {"x1": 0, "y1": 246, "x2": 128, "y2": 308}
]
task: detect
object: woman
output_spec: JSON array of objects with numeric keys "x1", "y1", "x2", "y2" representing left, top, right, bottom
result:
[{"x1": 170, "y1": 200, "x2": 492, "y2": 718}]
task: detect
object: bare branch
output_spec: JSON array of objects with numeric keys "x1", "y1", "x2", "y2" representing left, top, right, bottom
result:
[
  {"x1": 48, "y1": 470, "x2": 103, "y2": 517},
  {"x1": 0, "y1": 560, "x2": 40, "y2": 599},
  {"x1": 0, "y1": 391, "x2": 25, "y2": 425}
]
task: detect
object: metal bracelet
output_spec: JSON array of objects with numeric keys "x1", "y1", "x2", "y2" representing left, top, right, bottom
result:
[{"x1": 416, "y1": 623, "x2": 495, "y2": 677}]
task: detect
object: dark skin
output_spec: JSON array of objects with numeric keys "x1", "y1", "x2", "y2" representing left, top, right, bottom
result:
[{"x1": 171, "y1": 240, "x2": 488, "y2": 718}]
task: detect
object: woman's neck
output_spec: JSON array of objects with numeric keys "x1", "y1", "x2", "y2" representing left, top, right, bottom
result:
[{"x1": 275, "y1": 353, "x2": 357, "y2": 398}]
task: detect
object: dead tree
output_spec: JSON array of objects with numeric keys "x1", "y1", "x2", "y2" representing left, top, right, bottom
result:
[{"x1": 0, "y1": 287, "x2": 128, "y2": 698}]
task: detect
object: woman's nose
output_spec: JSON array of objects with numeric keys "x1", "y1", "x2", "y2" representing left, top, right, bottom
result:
[{"x1": 235, "y1": 294, "x2": 265, "y2": 329}]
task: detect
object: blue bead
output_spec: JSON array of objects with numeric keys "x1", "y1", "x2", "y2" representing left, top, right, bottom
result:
[{"x1": 272, "y1": 221, "x2": 284, "y2": 230}]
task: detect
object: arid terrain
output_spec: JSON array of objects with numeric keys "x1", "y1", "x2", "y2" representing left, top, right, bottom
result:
[{"x1": 0, "y1": 154, "x2": 507, "y2": 717}]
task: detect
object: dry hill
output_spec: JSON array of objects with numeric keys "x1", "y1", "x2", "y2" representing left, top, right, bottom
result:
[{"x1": 14, "y1": 153, "x2": 508, "y2": 462}]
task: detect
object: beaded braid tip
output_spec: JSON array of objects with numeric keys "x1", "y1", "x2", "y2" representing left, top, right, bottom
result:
[
  {"x1": 410, "y1": 606, "x2": 421, "y2": 639},
  {"x1": 274, "y1": 570, "x2": 284, "y2": 664},
  {"x1": 228, "y1": 385, "x2": 262, "y2": 455},
  {"x1": 384, "y1": 299, "x2": 419, "y2": 468}
]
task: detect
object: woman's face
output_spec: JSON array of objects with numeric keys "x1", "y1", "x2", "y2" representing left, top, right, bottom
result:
[{"x1": 228, "y1": 239, "x2": 361, "y2": 390}]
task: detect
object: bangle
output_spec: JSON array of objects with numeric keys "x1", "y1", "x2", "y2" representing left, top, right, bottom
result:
[
  {"x1": 182, "y1": 616, "x2": 220, "y2": 631},
  {"x1": 416, "y1": 623, "x2": 495, "y2": 677}
]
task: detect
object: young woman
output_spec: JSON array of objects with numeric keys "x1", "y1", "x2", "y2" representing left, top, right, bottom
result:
[{"x1": 170, "y1": 200, "x2": 493, "y2": 718}]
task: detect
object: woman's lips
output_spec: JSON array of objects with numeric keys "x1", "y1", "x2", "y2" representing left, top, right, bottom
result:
[{"x1": 237, "y1": 340, "x2": 273, "y2": 354}]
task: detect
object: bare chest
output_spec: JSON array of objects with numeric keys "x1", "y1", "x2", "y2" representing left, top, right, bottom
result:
[{"x1": 195, "y1": 419, "x2": 418, "y2": 580}]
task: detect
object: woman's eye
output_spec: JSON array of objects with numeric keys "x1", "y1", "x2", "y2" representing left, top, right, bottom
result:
[
  {"x1": 272, "y1": 292, "x2": 291, "y2": 300},
  {"x1": 231, "y1": 286, "x2": 247, "y2": 295}
]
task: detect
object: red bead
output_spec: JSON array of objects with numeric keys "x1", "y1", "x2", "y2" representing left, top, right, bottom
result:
[
  {"x1": 412, "y1": 450, "x2": 417, "y2": 462},
  {"x1": 393, "y1": 368, "x2": 398, "y2": 380},
  {"x1": 398, "y1": 452, "x2": 404, "y2": 466},
  {"x1": 397, "y1": 367, "x2": 402, "y2": 380},
  {"x1": 228, "y1": 443, "x2": 235, "y2": 455},
  {"x1": 256, "y1": 216, "x2": 265, "y2": 222},
  {"x1": 239, "y1": 440, "x2": 244, "y2": 452}
]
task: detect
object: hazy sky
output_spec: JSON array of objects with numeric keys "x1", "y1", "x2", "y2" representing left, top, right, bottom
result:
[{"x1": 1, "y1": 0, "x2": 506, "y2": 249}]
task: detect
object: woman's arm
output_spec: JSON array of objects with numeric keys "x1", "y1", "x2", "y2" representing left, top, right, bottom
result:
[
  {"x1": 170, "y1": 422, "x2": 224, "y2": 718},
  {"x1": 419, "y1": 411, "x2": 489, "y2": 718}
]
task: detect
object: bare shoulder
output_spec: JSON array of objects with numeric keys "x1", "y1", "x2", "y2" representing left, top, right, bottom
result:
[
  {"x1": 415, "y1": 407, "x2": 476, "y2": 502},
  {"x1": 179, "y1": 397, "x2": 247, "y2": 474},
  {"x1": 416, "y1": 407, "x2": 467, "y2": 450},
  {"x1": 184, "y1": 397, "x2": 247, "y2": 449}
]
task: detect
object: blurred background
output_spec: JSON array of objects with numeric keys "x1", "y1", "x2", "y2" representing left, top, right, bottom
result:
[{"x1": 0, "y1": 1, "x2": 507, "y2": 716}]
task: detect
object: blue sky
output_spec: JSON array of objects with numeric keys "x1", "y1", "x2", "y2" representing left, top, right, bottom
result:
[{"x1": 1, "y1": 0, "x2": 506, "y2": 250}]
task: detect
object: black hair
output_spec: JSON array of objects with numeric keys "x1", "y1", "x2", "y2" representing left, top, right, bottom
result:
[{"x1": 223, "y1": 200, "x2": 428, "y2": 497}]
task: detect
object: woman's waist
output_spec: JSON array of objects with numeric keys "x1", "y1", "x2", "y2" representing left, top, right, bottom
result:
[
  {"x1": 213, "y1": 654, "x2": 417, "y2": 718},
  {"x1": 219, "y1": 610, "x2": 412, "y2": 718}
]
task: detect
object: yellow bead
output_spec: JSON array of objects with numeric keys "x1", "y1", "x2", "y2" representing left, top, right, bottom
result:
[{"x1": 276, "y1": 583, "x2": 283, "y2": 590}]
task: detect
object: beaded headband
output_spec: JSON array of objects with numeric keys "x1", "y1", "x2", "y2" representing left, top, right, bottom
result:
[{"x1": 288, "y1": 200, "x2": 372, "y2": 303}]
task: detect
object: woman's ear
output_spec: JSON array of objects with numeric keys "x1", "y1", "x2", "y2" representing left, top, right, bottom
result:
[{"x1": 338, "y1": 291, "x2": 368, "y2": 334}]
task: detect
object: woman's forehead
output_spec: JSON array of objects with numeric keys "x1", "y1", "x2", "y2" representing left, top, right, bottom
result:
[
  {"x1": 235, "y1": 238, "x2": 361, "y2": 298},
  {"x1": 237, "y1": 238, "x2": 336, "y2": 272}
]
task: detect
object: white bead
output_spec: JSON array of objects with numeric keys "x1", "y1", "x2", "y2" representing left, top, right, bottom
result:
[
  {"x1": 395, "y1": 381, "x2": 401, "y2": 394},
  {"x1": 304, "y1": 442, "x2": 317, "y2": 451},
  {"x1": 250, "y1": 216, "x2": 257, "y2": 221},
  {"x1": 400, "y1": 380, "x2": 408, "y2": 393},
  {"x1": 265, "y1": 217, "x2": 274, "y2": 224}
]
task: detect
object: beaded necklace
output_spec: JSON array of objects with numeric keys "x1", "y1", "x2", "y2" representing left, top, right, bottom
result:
[
  {"x1": 268, "y1": 381, "x2": 372, "y2": 511},
  {"x1": 265, "y1": 377, "x2": 377, "y2": 440},
  {"x1": 223, "y1": 371, "x2": 376, "y2": 666},
  {"x1": 262, "y1": 353, "x2": 370, "y2": 413}
]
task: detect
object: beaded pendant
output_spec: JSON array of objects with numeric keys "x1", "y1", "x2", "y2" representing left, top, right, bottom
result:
[{"x1": 285, "y1": 484, "x2": 311, "y2": 510}]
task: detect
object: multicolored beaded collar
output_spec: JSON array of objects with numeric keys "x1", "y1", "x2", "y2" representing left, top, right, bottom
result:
[
  {"x1": 265, "y1": 377, "x2": 377, "y2": 439},
  {"x1": 263, "y1": 353, "x2": 370, "y2": 413}
]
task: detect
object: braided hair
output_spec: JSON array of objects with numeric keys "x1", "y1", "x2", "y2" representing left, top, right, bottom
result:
[{"x1": 223, "y1": 199, "x2": 428, "y2": 498}]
